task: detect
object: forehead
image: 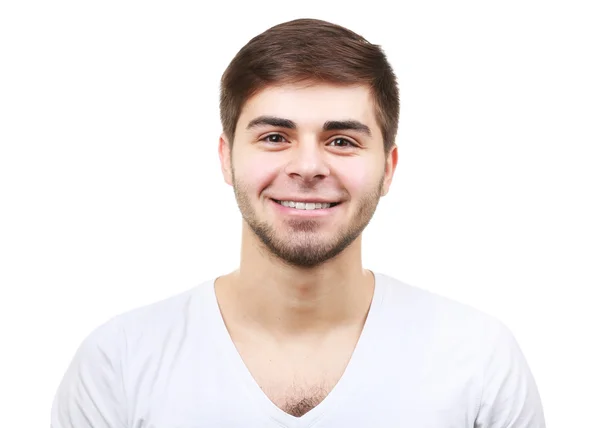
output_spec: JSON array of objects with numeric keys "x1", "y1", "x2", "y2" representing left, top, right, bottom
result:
[{"x1": 238, "y1": 82, "x2": 380, "y2": 135}]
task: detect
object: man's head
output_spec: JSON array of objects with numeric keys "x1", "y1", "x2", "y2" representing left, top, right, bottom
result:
[
  {"x1": 218, "y1": 18, "x2": 400, "y2": 268},
  {"x1": 220, "y1": 18, "x2": 400, "y2": 155}
]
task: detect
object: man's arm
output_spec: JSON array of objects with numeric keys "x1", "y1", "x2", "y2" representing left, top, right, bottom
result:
[
  {"x1": 51, "y1": 317, "x2": 128, "y2": 428},
  {"x1": 475, "y1": 320, "x2": 546, "y2": 428}
]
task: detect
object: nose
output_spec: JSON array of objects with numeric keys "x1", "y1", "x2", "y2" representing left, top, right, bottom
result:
[{"x1": 283, "y1": 139, "x2": 330, "y2": 183}]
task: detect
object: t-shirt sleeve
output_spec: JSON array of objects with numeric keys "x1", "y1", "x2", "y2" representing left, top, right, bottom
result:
[
  {"x1": 475, "y1": 321, "x2": 546, "y2": 428},
  {"x1": 51, "y1": 317, "x2": 128, "y2": 428}
]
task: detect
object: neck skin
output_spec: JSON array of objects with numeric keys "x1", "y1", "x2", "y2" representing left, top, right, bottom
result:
[{"x1": 215, "y1": 224, "x2": 375, "y2": 340}]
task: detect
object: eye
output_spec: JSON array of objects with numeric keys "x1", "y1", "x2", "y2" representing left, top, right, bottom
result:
[
  {"x1": 327, "y1": 137, "x2": 357, "y2": 148},
  {"x1": 261, "y1": 134, "x2": 288, "y2": 144}
]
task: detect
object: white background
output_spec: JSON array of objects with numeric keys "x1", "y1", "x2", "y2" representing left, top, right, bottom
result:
[{"x1": 1, "y1": 0, "x2": 598, "y2": 426}]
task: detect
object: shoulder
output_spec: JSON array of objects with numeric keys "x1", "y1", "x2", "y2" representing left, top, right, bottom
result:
[
  {"x1": 375, "y1": 272, "x2": 506, "y2": 335},
  {"x1": 375, "y1": 273, "x2": 545, "y2": 426},
  {"x1": 52, "y1": 283, "x2": 215, "y2": 427},
  {"x1": 110, "y1": 280, "x2": 215, "y2": 345},
  {"x1": 116, "y1": 282, "x2": 208, "y2": 326},
  {"x1": 374, "y1": 272, "x2": 520, "y2": 371},
  {"x1": 76, "y1": 279, "x2": 215, "y2": 360}
]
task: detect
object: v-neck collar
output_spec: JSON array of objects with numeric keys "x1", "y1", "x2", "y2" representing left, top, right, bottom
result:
[{"x1": 208, "y1": 272, "x2": 386, "y2": 428}]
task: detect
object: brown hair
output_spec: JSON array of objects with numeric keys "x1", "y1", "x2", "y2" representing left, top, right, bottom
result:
[{"x1": 219, "y1": 18, "x2": 400, "y2": 154}]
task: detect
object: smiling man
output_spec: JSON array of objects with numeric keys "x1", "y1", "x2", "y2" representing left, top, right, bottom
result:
[{"x1": 51, "y1": 18, "x2": 545, "y2": 427}]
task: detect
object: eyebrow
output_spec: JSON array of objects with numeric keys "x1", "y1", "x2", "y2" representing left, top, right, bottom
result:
[
  {"x1": 323, "y1": 120, "x2": 371, "y2": 137},
  {"x1": 247, "y1": 116, "x2": 296, "y2": 130},
  {"x1": 246, "y1": 115, "x2": 372, "y2": 137}
]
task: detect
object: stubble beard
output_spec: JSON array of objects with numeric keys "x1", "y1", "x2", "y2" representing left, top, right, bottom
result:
[{"x1": 232, "y1": 172, "x2": 384, "y2": 268}]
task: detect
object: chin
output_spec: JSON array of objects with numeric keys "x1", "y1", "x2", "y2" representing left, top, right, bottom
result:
[{"x1": 264, "y1": 229, "x2": 359, "y2": 267}]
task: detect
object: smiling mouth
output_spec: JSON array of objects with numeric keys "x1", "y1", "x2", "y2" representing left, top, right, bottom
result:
[{"x1": 272, "y1": 199, "x2": 341, "y2": 210}]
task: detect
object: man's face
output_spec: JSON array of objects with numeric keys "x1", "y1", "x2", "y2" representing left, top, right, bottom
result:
[{"x1": 219, "y1": 83, "x2": 397, "y2": 268}]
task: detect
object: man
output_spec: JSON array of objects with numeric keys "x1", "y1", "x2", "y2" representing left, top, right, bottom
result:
[{"x1": 51, "y1": 18, "x2": 545, "y2": 427}]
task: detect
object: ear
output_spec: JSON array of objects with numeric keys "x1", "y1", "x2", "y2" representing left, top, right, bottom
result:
[
  {"x1": 218, "y1": 133, "x2": 233, "y2": 186},
  {"x1": 381, "y1": 145, "x2": 398, "y2": 197}
]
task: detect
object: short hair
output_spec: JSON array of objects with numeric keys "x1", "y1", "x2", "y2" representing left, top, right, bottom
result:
[{"x1": 219, "y1": 18, "x2": 400, "y2": 154}]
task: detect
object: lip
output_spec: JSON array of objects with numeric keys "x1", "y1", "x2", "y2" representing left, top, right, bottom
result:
[
  {"x1": 269, "y1": 196, "x2": 341, "y2": 204},
  {"x1": 269, "y1": 198, "x2": 341, "y2": 217}
]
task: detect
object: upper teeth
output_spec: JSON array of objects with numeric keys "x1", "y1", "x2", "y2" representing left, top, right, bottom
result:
[{"x1": 279, "y1": 201, "x2": 333, "y2": 210}]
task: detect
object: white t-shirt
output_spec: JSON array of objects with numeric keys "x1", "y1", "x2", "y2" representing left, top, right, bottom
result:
[{"x1": 51, "y1": 273, "x2": 545, "y2": 427}]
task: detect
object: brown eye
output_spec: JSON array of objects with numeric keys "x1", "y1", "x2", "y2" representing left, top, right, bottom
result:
[
  {"x1": 262, "y1": 134, "x2": 287, "y2": 143},
  {"x1": 327, "y1": 138, "x2": 356, "y2": 148}
]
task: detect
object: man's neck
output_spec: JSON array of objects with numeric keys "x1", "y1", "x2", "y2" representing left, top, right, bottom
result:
[{"x1": 216, "y1": 230, "x2": 375, "y2": 340}]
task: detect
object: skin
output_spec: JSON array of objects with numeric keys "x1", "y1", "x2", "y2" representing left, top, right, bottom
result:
[
  {"x1": 215, "y1": 82, "x2": 398, "y2": 414},
  {"x1": 217, "y1": 81, "x2": 398, "y2": 336}
]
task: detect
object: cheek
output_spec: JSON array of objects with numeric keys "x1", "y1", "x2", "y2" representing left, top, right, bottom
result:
[
  {"x1": 332, "y1": 158, "x2": 380, "y2": 194},
  {"x1": 233, "y1": 151, "x2": 280, "y2": 193}
]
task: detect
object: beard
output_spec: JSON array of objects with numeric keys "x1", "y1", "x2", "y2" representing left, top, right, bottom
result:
[{"x1": 232, "y1": 172, "x2": 384, "y2": 268}]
